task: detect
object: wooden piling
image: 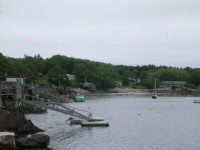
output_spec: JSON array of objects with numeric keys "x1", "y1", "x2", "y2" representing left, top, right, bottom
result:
[
  {"x1": 15, "y1": 80, "x2": 21, "y2": 108},
  {"x1": 0, "y1": 87, "x2": 2, "y2": 108}
]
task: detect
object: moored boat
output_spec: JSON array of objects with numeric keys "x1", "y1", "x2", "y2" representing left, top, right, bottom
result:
[
  {"x1": 75, "y1": 93, "x2": 85, "y2": 102},
  {"x1": 152, "y1": 78, "x2": 157, "y2": 99}
]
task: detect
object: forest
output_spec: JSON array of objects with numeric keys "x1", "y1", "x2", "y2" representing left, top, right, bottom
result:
[{"x1": 0, "y1": 52, "x2": 200, "y2": 90}]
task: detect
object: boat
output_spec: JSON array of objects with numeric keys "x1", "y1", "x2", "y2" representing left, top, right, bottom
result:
[
  {"x1": 74, "y1": 88, "x2": 85, "y2": 102},
  {"x1": 116, "y1": 93, "x2": 123, "y2": 96},
  {"x1": 152, "y1": 78, "x2": 157, "y2": 99},
  {"x1": 75, "y1": 93, "x2": 85, "y2": 102}
]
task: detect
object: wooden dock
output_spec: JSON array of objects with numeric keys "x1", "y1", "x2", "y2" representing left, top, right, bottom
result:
[{"x1": 0, "y1": 78, "x2": 109, "y2": 126}]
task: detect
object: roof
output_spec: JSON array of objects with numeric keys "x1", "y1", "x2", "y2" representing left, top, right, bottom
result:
[{"x1": 161, "y1": 81, "x2": 186, "y2": 84}]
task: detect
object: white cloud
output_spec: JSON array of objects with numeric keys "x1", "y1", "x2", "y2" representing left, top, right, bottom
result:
[{"x1": 0, "y1": 0, "x2": 200, "y2": 68}]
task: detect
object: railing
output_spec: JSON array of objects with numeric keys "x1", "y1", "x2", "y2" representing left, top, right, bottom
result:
[{"x1": 22, "y1": 94, "x2": 92, "y2": 120}]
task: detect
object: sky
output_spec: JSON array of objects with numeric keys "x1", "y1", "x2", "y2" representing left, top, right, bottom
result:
[{"x1": 0, "y1": 0, "x2": 200, "y2": 68}]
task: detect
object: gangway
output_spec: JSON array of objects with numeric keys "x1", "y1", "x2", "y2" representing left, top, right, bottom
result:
[
  {"x1": 21, "y1": 94, "x2": 109, "y2": 126},
  {"x1": 22, "y1": 94, "x2": 91, "y2": 120}
]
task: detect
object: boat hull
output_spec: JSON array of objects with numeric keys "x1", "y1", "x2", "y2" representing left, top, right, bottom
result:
[
  {"x1": 75, "y1": 97, "x2": 85, "y2": 102},
  {"x1": 152, "y1": 95, "x2": 157, "y2": 99}
]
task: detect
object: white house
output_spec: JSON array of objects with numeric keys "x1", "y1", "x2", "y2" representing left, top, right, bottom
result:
[
  {"x1": 6, "y1": 78, "x2": 24, "y2": 84},
  {"x1": 66, "y1": 74, "x2": 75, "y2": 80},
  {"x1": 115, "y1": 81, "x2": 122, "y2": 86},
  {"x1": 128, "y1": 77, "x2": 141, "y2": 85}
]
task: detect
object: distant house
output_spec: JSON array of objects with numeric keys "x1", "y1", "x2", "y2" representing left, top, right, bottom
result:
[
  {"x1": 115, "y1": 81, "x2": 122, "y2": 86},
  {"x1": 6, "y1": 78, "x2": 24, "y2": 84},
  {"x1": 84, "y1": 82, "x2": 94, "y2": 87},
  {"x1": 66, "y1": 74, "x2": 75, "y2": 80},
  {"x1": 160, "y1": 81, "x2": 186, "y2": 87},
  {"x1": 127, "y1": 77, "x2": 141, "y2": 85},
  {"x1": 128, "y1": 82, "x2": 135, "y2": 85},
  {"x1": 84, "y1": 82, "x2": 96, "y2": 91}
]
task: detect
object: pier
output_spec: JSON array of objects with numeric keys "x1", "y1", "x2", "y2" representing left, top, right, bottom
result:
[{"x1": 0, "y1": 77, "x2": 109, "y2": 126}]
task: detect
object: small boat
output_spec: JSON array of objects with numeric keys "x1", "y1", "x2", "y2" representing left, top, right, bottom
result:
[
  {"x1": 116, "y1": 93, "x2": 123, "y2": 96},
  {"x1": 193, "y1": 100, "x2": 200, "y2": 103},
  {"x1": 75, "y1": 93, "x2": 85, "y2": 102},
  {"x1": 152, "y1": 78, "x2": 157, "y2": 99}
]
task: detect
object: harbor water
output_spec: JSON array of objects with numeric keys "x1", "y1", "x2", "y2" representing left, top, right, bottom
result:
[{"x1": 26, "y1": 93, "x2": 200, "y2": 150}]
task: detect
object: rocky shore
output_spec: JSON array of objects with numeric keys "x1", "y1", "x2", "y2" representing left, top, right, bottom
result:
[{"x1": 0, "y1": 103, "x2": 53, "y2": 150}]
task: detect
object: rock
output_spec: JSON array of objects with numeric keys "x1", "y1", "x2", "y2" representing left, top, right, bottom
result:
[
  {"x1": 24, "y1": 104, "x2": 46, "y2": 114},
  {"x1": 0, "y1": 111, "x2": 43, "y2": 136},
  {"x1": 0, "y1": 132, "x2": 15, "y2": 150},
  {"x1": 15, "y1": 134, "x2": 50, "y2": 149}
]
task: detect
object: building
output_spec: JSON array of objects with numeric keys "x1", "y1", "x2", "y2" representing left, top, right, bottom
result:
[
  {"x1": 115, "y1": 81, "x2": 122, "y2": 86},
  {"x1": 84, "y1": 82, "x2": 96, "y2": 91},
  {"x1": 128, "y1": 77, "x2": 141, "y2": 85},
  {"x1": 160, "y1": 81, "x2": 186, "y2": 87},
  {"x1": 84, "y1": 82, "x2": 94, "y2": 87},
  {"x1": 66, "y1": 74, "x2": 75, "y2": 80},
  {"x1": 6, "y1": 78, "x2": 24, "y2": 84}
]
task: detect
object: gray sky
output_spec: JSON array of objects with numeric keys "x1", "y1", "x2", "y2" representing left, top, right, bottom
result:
[{"x1": 0, "y1": 0, "x2": 200, "y2": 68}]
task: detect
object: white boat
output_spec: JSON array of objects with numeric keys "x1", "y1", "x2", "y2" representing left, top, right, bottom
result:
[
  {"x1": 75, "y1": 93, "x2": 85, "y2": 102},
  {"x1": 75, "y1": 88, "x2": 85, "y2": 102},
  {"x1": 152, "y1": 78, "x2": 157, "y2": 99}
]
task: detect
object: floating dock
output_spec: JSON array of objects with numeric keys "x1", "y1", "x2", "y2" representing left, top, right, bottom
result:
[
  {"x1": 193, "y1": 100, "x2": 200, "y2": 103},
  {"x1": 81, "y1": 120, "x2": 109, "y2": 126},
  {"x1": 69, "y1": 117, "x2": 109, "y2": 127}
]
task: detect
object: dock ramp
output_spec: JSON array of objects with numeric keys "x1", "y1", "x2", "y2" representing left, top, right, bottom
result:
[{"x1": 22, "y1": 94, "x2": 109, "y2": 126}]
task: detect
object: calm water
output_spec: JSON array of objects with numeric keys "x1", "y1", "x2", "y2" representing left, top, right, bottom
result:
[{"x1": 26, "y1": 93, "x2": 200, "y2": 150}]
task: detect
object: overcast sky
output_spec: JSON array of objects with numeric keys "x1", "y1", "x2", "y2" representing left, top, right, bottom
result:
[{"x1": 0, "y1": 0, "x2": 200, "y2": 68}]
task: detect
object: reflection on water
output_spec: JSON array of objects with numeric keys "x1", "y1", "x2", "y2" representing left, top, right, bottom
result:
[{"x1": 26, "y1": 94, "x2": 200, "y2": 150}]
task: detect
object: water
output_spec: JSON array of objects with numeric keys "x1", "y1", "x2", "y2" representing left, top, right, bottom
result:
[{"x1": 26, "y1": 93, "x2": 200, "y2": 150}]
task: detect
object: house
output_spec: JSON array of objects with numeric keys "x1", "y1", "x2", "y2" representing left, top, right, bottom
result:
[
  {"x1": 127, "y1": 77, "x2": 141, "y2": 85},
  {"x1": 160, "y1": 81, "x2": 186, "y2": 87},
  {"x1": 6, "y1": 78, "x2": 24, "y2": 84},
  {"x1": 84, "y1": 82, "x2": 94, "y2": 87},
  {"x1": 115, "y1": 81, "x2": 122, "y2": 86},
  {"x1": 66, "y1": 74, "x2": 75, "y2": 80},
  {"x1": 84, "y1": 82, "x2": 96, "y2": 91},
  {"x1": 128, "y1": 82, "x2": 135, "y2": 85}
]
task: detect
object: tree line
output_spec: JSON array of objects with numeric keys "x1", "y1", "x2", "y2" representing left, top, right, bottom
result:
[{"x1": 0, "y1": 53, "x2": 200, "y2": 90}]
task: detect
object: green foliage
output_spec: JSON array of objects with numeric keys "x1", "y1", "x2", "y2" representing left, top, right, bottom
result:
[
  {"x1": 154, "y1": 68, "x2": 190, "y2": 81},
  {"x1": 0, "y1": 53, "x2": 10, "y2": 75},
  {"x1": 1, "y1": 53, "x2": 200, "y2": 90},
  {"x1": 185, "y1": 83, "x2": 197, "y2": 89},
  {"x1": 47, "y1": 65, "x2": 71, "y2": 87},
  {"x1": 190, "y1": 69, "x2": 200, "y2": 86}
]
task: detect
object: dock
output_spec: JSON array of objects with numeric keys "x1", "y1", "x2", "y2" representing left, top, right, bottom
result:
[
  {"x1": 0, "y1": 77, "x2": 109, "y2": 127},
  {"x1": 193, "y1": 100, "x2": 200, "y2": 103},
  {"x1": 69, "y1": 117, "x2": 109, "y2": 126}
]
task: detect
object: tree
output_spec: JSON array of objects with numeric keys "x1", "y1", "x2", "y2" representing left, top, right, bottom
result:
[
  {"x1": 44, "y1": 58, "x2": 59, "y2": 74},
  {"x1": 190, "y1": 69, "x2": 200, "y2": 86},
  {"x1": 47, "y1": 65, "x2": 70, "y2": 86},
  {"x1": 0, "y1": 53, "x2": 9, "y2": 76},
  {"x1": 121, "y1": 70, "x2": 137, "y2": 85},
  {"x1": 94, "y1": 64, "x2": 117, "y2": 90}
]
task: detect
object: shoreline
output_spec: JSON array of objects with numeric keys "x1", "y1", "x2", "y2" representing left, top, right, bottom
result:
[{"x1": 71, "y1": 87, "x2": 200, "y2": 95}]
